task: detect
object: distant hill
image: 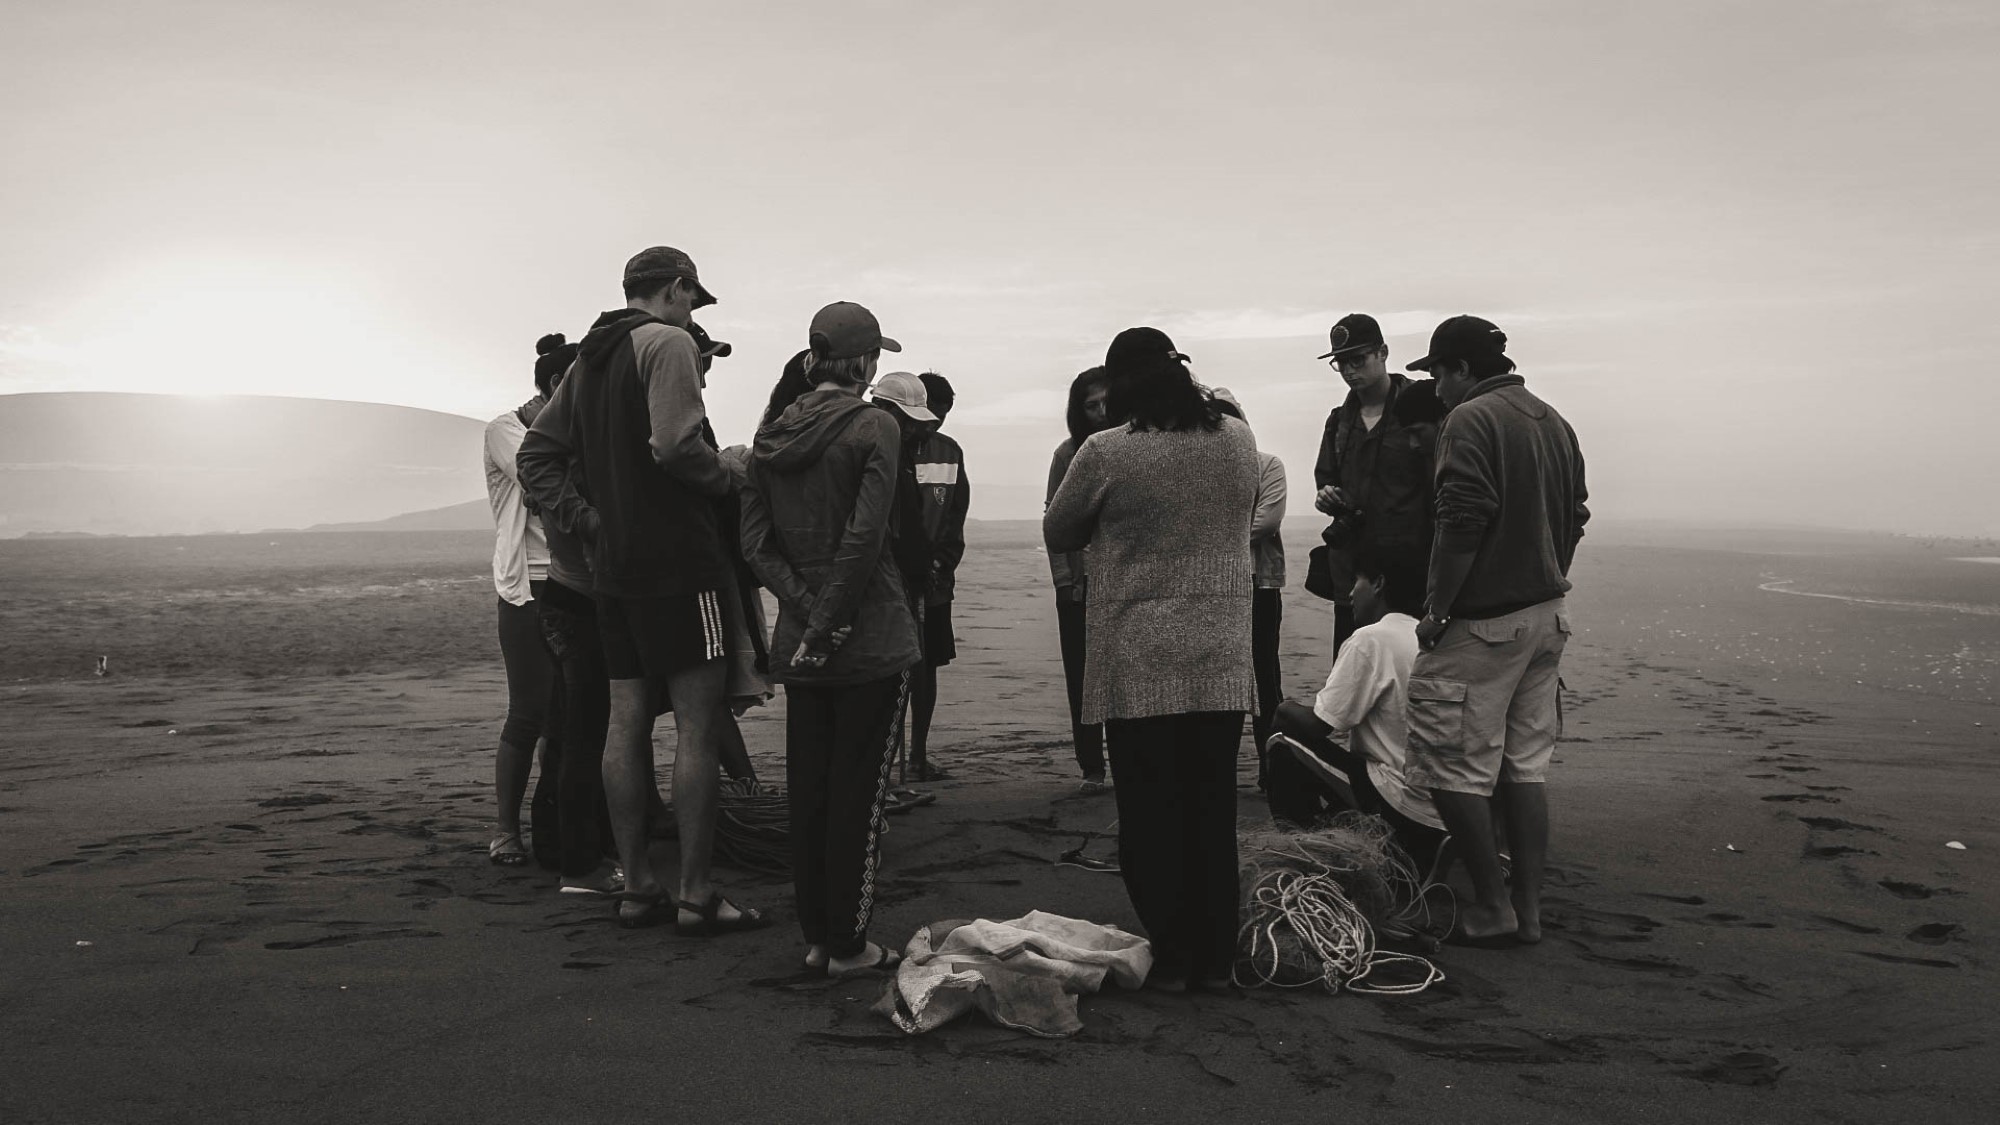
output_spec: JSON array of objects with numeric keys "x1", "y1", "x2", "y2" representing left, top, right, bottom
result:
[
  {"x1": 306, "y1": 498, "x2": 490, "y2": 533},
  {"x1": 0, "y1": 392, "x2": 491, "y2": 538}
]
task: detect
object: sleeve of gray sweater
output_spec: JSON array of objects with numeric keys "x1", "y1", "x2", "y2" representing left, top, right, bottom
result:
[{"x1": 1044, "y1": 435, "x2": 1106, "y2": 555}]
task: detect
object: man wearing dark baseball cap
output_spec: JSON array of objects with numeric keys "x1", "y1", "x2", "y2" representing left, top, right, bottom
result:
[
  {"x1": 1399, "y1": 314, "x2": 1589, "y2": 950},
  {"x1": 1309, "y1": 313, "x2": 1441, "y2": 659},
  {"x1": 515, "y1": 244, "x2": 767, "y2": 936}
]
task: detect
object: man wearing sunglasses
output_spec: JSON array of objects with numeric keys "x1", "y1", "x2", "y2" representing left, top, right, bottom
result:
[{"x1": 1310, "y1": 313, "x2": 1444, "y2": 656}]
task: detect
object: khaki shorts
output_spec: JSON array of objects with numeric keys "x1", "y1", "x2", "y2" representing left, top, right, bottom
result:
[{"x1": 1404, "y1": 598, "x2": 1570, "y2": 796}]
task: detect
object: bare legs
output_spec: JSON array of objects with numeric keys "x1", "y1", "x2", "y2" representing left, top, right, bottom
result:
[
  {"x1": 604, "y1": 678, "x2": 660, "y2": 902},
  {"x1": 602, "y1": 660, "x2": 751, "y2": 925},
  {"x1": 1430, "y1": 782, "x2": 1547, "y2": 943},
  {"x1": 661, "y1": 658, "x2": 728, "y2": 913},
  {"x1": 494, "y1": 737, "x2": 534, "y2": 838}
]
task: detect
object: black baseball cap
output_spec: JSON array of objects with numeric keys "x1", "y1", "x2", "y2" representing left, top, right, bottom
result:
[
  {"x1": 686, "y1": 320, "x2": 731, "y2": 359},
  {"x1": 1406, "y1": 315, "x2": 1508, "y2": 371},
  {"x1": 623, "y1": 246, "x2": 716, "y2": 308},
  {"x1": 1105, "y1": 326, "x2": 1189, "y2": 377},
  {"x1": 1317, "y1": 313, "x2": 1384, "y2": 360}
]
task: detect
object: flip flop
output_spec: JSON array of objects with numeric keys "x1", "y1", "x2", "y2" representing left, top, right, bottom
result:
[
  {"x1": 560, "y1": 867, "x2": 625, "y2": 896},
  {"x1": 675, "y1": 893, "x2": 771, "y2": 938},
  {"x1": 487, "y1": 834, "x2": 529, "y2": 867},
  {"x1": 830, "y1": 943, "x2": 902, "y2": 980},
  {"x1": 883, "y1": 789, "x2": 936, "y2": 815}
]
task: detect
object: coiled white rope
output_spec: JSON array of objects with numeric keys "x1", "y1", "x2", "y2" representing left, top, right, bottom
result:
[
  {"x1": 1233, "y1": 815, "x2": 1449, "y2": 995},
  {"x1": 1235, "y1": 868, "x2": 1444, "y2": 994}
]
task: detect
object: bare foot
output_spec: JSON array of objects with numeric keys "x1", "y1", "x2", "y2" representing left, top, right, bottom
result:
[
  {"x1": 803, "y1": 944, "x2": 827, "y2": 970},
  {"x1": 1512, "y1": 893, "x2": 1543, "y2": 944},
  {"x1": 1453, "y1": 902, "x2": 1519, "y2": 942}
]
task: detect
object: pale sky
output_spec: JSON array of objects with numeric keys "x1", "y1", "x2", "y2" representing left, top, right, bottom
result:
[{"x1": 4, "y1": 1, "x2": 1997, "y2": 532}]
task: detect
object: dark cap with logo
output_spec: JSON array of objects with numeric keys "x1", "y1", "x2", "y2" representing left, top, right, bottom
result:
[
  {"x1": 623, "y1": 246, "x2": 716, "y2": 308},
  {"x1": 809, "y1": 301, "x2": 901, "y2": 360},
  {"x1": 686, "y1": 320, "x2": 731, "y2": 360},
  {"x1": 1318, "y1": 313, "x2": 1384, "y2": 360},
  {"x1": 1406, "y1": 315, "x2": 1508, "y2": 371},
  {"x1": 1104, "y1": 326, "x2": 1189, "y2": 377}
]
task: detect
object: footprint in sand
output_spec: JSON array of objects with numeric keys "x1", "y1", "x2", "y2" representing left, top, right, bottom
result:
[
  {"x1": 1810, "y1": 914, "x2": 1881, "y2": 935},
  {"x1": 1761, "y1": 793, "x2": 1839, "y2": 804},
  {"x1": 1683, "y1": 1051, "x2": 1786, "y2": 1087},
  {"x1": 257, "y1": 794, "x2": 334, "y2": 809},
  {"x1": 1852, "y1": 950, "x2": 1958, "y2": 970},
  {"x1": 1544, "y1": 903, "x2": 1662, "y2": 943},
  {"x1": 1906, "y1": 922, "x2": 1963, "y2": 945},
  {"x1": 1803, "y1": 844, "x2": 1876, "y2": 859},
  {"x1": 1697, "y1": 912, "x2": 1776, "y2": 929},
  {"x1": 1799, "y1": 816, "x2": 1883, "y2": 833},
  {"x1": 265, "y1": 928, "x2": 441, "y2": 950},
  {"x1": 1877, "y1": 879, "x2": 1962, "y2": 900},
  {"x1": 1568, "y1": 943, "x2": 1698, "y2": 978}
]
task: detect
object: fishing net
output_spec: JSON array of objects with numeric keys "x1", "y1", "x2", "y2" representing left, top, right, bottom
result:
[
  {"x1": 1234, "y1": 812, "x2": 1451, "y2": 995},
  {"x1": 657, "y1": 778, "x2": 790, "y2": 875}
]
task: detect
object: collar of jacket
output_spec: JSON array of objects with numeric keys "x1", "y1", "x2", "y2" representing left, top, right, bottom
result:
[
  {"x1": 1339, "y1": 370, "x2": 1410, "y2": 416},
  {"x1": 1460, "y1": 373, "x2": 1527, "y2": 406}
]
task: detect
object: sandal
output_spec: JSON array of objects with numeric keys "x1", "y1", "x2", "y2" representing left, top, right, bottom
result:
[
  {"x1": 829, "y1": 942, "x2": 902, "y2": 980},
  {"x1": 487, "y1": 833, "x2": 529, "y2": 867},
  {"x1": 612, "y1": 891, "x2": 676, "y2": 930},
  {"x1": 675, "y1": 893, "x2": 771, "y2": 938},
  {"x1": 560, "y1": 866, "x2": 625, "y2": 896}
]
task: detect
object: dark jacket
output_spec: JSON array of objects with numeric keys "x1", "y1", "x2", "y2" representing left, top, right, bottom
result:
[
  {"x1": 1433, "y1": 375, "x2": 1589, "y2": 617},
  {"x1": 1313, "y1": 374, "x2": 1442, "y2": 594},
  {"x1": 516, "y1": 309, "x2": 735, "y2": 599},
  {"x1": 740, "y1": 389, "x2": 921, "y2": 686},
  {"x1": 911, "y1": 429, "x2": 969, "y2": 606}
]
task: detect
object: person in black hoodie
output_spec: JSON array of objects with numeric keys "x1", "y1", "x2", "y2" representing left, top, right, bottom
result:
[
  {"x1": 516, "y1": 246, "x2": 766, "y2": 936},
  {"x1": 1311, "y1": 313, "x2": 1443, "y2": 658},
  {"x1": 740, "y1": 301, "x2": 921, "y2": 978}
]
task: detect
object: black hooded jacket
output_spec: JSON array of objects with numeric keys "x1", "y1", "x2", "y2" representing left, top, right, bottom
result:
[
  {"x1": 739, "y1": 388, "x2": 920, "y2": 686},
  {"x1": 516, "y1": 308, "x2": 734, "y2": 599}
]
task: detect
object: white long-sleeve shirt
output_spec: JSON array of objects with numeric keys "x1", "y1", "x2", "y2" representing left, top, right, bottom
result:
[{"x1": 484, "y1": 409, "x2": 548, "y2": 606}]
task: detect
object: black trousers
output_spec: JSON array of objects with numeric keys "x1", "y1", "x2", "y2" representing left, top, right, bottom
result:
[
  {"x1": 787, "y1": 674, "x2": 906, "y2": 958},
  {"x1": 1106, "y1": 711, "x2": 1244, "y2": 980},
  {"x1": 1251, "y1": 588, "x2": 1283, "y2": 781},
  {"x1": 500, "y1": 587, "x2": 565, "y2": 869},
  {"x1": 1268, "y1": 703, "x2": 1446, "y2": 875},
  {"x1": 1056, "y1": 597, "x2": 1104, "y2": 777},
  {"x1": 537, "y1": 580, "x2": 615, "y2": 878}
]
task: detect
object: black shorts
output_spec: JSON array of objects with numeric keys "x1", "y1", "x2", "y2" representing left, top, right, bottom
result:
[
  {"x1": 922, "y1": 601, "x2": 956, "y2": 667},
  {"x1": 597, "y1": 590, "x2": 725, "y2": 681}
]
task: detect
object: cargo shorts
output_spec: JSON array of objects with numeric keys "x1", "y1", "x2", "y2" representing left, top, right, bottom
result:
[{"x1": 1404, "y1": 598, "x2": 1571, "y2": 796}]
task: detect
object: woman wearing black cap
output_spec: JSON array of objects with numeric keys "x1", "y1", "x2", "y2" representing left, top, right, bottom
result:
[
  {"x1": 481, "y1": 333, "x2": 574, "y2": 869},
  {"x1": 1043, "y1": 328, "x2": 1261, "y2": 991}
]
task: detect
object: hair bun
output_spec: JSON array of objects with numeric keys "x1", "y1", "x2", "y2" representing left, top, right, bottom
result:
[{"x1": 535, "y1": 332, "x2": 567, "y2": 356}]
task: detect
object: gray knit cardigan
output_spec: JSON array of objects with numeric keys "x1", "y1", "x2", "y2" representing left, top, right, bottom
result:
[{"x1": 1043, "y1": 416, "x2": 1260, "y2": 723}]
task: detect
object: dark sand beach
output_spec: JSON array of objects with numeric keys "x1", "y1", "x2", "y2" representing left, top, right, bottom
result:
[{"x1": 4, "y1": 524, "x2": 1995, "y2": 1123}]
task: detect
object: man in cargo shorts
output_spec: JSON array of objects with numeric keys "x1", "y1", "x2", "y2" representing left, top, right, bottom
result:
[{"x1": 1404, "y1": 316, "x2": 1589, "y2": 948}]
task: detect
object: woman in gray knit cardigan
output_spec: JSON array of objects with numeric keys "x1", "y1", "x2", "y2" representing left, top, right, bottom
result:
[{"x1": 1043, "y1": 327, "x2": 1261, "y2": 990}]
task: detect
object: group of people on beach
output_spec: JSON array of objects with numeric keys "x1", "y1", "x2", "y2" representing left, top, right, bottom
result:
[{"x1": 480, "y1": 243, "x2": 1588, "y2": 985}]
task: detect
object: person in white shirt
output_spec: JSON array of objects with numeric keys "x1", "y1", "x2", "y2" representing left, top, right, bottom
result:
[
  {"x1": 480, "y1": 332, "x2": 573, "y2": 867},
  {"x1": 1266, "y1": 549, "x2": 1446, "y2": 873}
]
